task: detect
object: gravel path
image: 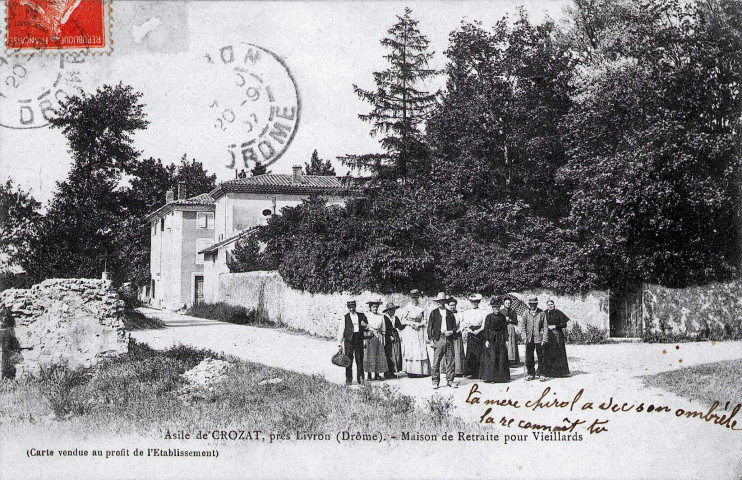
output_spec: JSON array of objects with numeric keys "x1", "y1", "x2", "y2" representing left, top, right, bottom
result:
[{"x1": 132, "y1": 308, "x2": 742, "y2": 479}]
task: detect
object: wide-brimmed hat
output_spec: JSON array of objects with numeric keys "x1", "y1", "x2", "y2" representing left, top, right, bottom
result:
[
  {"x1": 433, "y1": 292, "x2": 448, "y2": 302},
  {"x1": 528, "y1": 295, "x2": 538, "y2": 304},
  {"x1": 383, "y1": 302, "x2": 399, "y2": 312},
  {"x1": 468, "y1": 293, "x2": 482, "y2": 302},
  {"x1": 367, "y1": 298, "x2": 383, "y2": 305},
  {"x1": 409, "y1": 289, "x2": 421, "y2": 297}
]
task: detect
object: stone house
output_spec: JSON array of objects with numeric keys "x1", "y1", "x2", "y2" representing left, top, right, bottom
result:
[
  {"x1": 145, "y1": 184, "x2": 216, "y2": 310},
  {"x1": 199, "y1": 167, "x2": 362, "y2": 303},
  {"x1": 146, "y1": 167, "x2": 362, "y2": 310}
]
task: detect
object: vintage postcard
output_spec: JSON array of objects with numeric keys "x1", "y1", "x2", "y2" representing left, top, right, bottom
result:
[{"x1": 0, "y1": 0, "x2": 740, "y2": 479}]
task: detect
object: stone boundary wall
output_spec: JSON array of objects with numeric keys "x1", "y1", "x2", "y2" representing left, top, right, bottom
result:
[
  {"x1": 643, "y1": 281, "x2": 742, "y2": 335},
  {"x1": 0, "y1": 279, "x2": 129, "y2": 377},
  {"x1": 218, "y1": 271, "x2": 609, "y2": 338}
]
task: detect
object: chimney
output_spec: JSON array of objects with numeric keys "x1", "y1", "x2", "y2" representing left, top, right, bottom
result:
[
  {"x1": 292, "y1": 165, "x2": 302, "y2": 184},
  {"x1": 177, "y1": 182, "x2": 187, "y2": 200},
  {"x1": 165, "y1": 189, "x2": 175, "y2": 203}
]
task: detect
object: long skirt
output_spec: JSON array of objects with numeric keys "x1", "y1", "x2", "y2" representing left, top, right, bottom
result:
[
  {"x1": 542, "y1": 328, "x2": 570, "y2": 377},
  {"x1": 384, "y1": 330, "x2": 403, "y2": 374},
  {"x1": 506, "y1": 324, "x2": 520, "y2": 365},
  {"x1": 364, "y1": 334, "x2": 388, "y2": 374},
  {"x1": 479, "y1": 332, "x2": 510, "y2": 383},
  {"x1": 400, "y1": 326, "x2": 430, "y2": 376},
  {"x1": 464, "y1": 331, "x2": 484, "y2": 377}
]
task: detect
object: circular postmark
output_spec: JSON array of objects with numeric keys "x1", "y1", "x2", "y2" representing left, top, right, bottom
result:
[
  {"x1": 203, "y1": 43, "x2": 300, "y2": 171},
  {"x1": 0, "y1": 53, "x2": 86, "y2": 129}
]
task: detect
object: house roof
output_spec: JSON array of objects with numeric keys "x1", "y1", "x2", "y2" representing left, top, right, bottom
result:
[
  {"x1": 199, "y1": 227, "x2": 258, "y2": 255},
  {"x1": 209, "y1": 174, "x2": 364, "y2": 199},
  {"x1": 144, "y1": 193, "x2": 215, "y2": 222}
]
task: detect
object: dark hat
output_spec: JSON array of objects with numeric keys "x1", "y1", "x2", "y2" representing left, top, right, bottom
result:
[
  {"x1": 447, "y1": 297, "x2": 458, "y2": 304},
  {"x1": 383, "y1": 301, "x2": 399, "y2": 312}
]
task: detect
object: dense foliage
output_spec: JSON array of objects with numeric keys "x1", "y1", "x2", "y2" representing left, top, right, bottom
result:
[
  {"x1": 227, "y1": 234, "x2": 277, "y2": 273},
  {"x1": 19, "y1": 85, "x2": 216, "y2": 286},
  {"x1": 0, "y1": 179, "x2": 41, "y2": 268},
  {"x1": 258, "y1": 1, "x2": 741, "y2": 295}
]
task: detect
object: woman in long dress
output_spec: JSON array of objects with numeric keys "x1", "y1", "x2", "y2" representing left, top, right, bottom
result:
[
  {"x1": 363, "y1": 299, "x2": 388, "y2": 381},
  {"x1": 446, "y1": 298, "x2": 466, "y2": 377},
  {"x1": 541, "y1": 300, "x2": 570, "y2": 378},
  {"x1": 399, "y1": 290, "x2": 430, "y2": 376},
  {"x1": 500, "y1": 297, "x2": 520, "y2": 366},
  {"x1": 479, "y1": 298, "x2": 510, "y2": 383},
  {"x1": 462, "y1": 294, "x2": 487, "y2": 378},
  {"x1": 382, "y1": 302, "x2": 403, "y2": 379}
]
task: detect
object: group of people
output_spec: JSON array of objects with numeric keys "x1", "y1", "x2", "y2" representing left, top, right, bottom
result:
[{"x1": 336, "y1": 289, "x2": 571, "y2": 388}]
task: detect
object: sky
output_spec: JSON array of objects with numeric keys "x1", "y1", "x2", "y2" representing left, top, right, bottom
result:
[{"x1": 0, "y1": 0, "x2": 569, "y2": 206}]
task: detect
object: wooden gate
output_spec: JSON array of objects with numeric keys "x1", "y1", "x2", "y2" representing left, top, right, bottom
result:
[{"x1": 609, "y1": 285, "x2": 644, "y2": 338}]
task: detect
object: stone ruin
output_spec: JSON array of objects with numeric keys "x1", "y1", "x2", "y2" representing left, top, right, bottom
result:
[{"x1": 0, "y1": 279, "x2": 130, "y2": 378}]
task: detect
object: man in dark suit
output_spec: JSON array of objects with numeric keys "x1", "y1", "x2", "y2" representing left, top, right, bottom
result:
[
  {"x1": 337, "y1": 299, "x2": 368, "y2": 385},
  {"x1": 427, "y1": 292, "x2": 458, "y2": 389}
]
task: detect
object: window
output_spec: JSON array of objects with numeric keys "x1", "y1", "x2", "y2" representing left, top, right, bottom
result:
[
  {"x1": 196, "y1": 238, "x2": 212, "y2": 264},
  {"x1": 197, "y1": 212, "x2": 214, "y2": 229}
]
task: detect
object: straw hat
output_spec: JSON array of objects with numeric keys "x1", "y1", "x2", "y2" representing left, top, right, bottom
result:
[
  {"x1": 433, "y1": 292, "x2": 448, "y2": 302},
  {"x1": 468, "y1": 293, "x2": 483, "y2": 302}
]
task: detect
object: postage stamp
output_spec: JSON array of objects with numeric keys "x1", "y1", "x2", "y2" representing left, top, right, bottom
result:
[
  {"x1": 204, "y1": 43, "x2": 301, "y2": 172},
  {"x1": 4, "y1": 0, "x2": 112, "y2": 55}
]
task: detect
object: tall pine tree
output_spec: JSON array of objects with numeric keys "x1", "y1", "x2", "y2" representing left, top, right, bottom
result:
[
  {"x1": 341, "y1": 8, "x2": 437, "y2": 179},
  {"x1": 305, "y1": 150, "x2": 336, "y2": 176}
]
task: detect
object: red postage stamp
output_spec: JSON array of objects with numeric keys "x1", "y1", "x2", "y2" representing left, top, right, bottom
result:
[{"x1": 5, "y1": 0, "x2": 111, "y2": 54}]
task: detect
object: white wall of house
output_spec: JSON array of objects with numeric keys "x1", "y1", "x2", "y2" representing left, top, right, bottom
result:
[
  {"x1": 150, "y1": 208, "x2": 214, "y2": 310},
  {"x1": 213, "y1": 192, "x2": 347, "y2": 242}
]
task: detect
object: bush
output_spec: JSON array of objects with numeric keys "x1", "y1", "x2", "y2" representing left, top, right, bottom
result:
[
  {"x1": 642, "y1": 332, "x2": 697, "y2": 343},
  {"x1": 426, "y1": 394, "x2": 456, "y2": 425},
  {"x1": 0, "y1": 271, "x2": 35, "y2": 292},
  {"x1": 227, "y1": 234, "x2": 277, "y2": 273},
  {"x1": 567, "y1": 323, "x2": 608, "y2": 344},
  {"x1": 185, "y1": 302, "x2": 273, "y2": 326},
  {"x1": 37, "y1": 365, "x2": 90, "y2": 418}
]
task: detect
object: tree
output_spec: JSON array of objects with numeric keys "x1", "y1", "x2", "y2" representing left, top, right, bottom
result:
[
  {"x1": 0, "y1": 179, "x2": 41, "y2": 266},
  {"x1": 251, "y1": 159, "x2": 270, "y2": 176},
  {"x1": 227, "y1": 234, "x2": 276, "y2": 272},
  {"x1": 304, "y1": 150, "x2": 336, "y2": 176},
  {"x1": 559, "y1": 0, "x2": 742, "y2": 287},
  {"x1": 49, "y1": 83, "x2": 149, "y2": 176},
  {"x1": 427, "y1": 14, "x2": 574, "y2": 218},
  {"x1": 23, "y1": 84, "x2": 149, "y2": 282},
  {"x1": 341, "y1": 8, "x2": 438, "y2": 179},
  {"x1": 174, "y1": 154, "x2": 217, "y2": 199}
]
